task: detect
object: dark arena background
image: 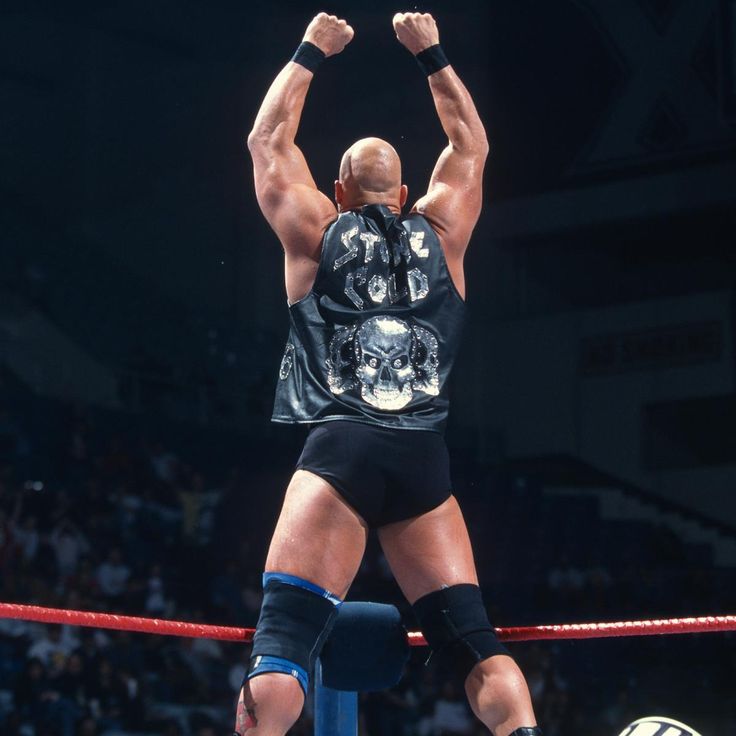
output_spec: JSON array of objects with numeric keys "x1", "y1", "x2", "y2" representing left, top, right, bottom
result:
[{"x1": 1, "y1": 1, "x2": 736, "y2": 735}]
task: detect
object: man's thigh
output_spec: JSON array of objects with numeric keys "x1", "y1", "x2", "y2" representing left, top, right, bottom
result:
[
  {"x1": 265, "y1": 469, "x2": 369, "y2": 599},
  {"x1": 376, "y1": 495, "x2": 478, "y2": 604}
]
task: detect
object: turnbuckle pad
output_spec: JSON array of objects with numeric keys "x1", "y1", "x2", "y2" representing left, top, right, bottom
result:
[{"x1": 319, "y1": 601, "x2": 409, "y2": 691}]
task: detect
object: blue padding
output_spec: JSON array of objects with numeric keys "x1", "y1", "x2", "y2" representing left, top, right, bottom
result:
[
  {"x1": 319, "y1": 602, "x2": 409, "y2": 692},
  {"x1": 247, "y1": 654, "x2": 309, "y2": 694},
  {"x1": 263, "y1": 572, "x2": 342, "y2": 607}
]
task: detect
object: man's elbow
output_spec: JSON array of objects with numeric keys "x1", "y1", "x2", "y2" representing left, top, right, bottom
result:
[
  {"x1": 452, "y1": 119, "x2": 490, "y2": 156},
  {"x1": 247, "y1": 127, "x2": 291, "y2": 157},
  {"x1": 471, "y1": 120, "x2": 490, "y2": 156},
  {"x1": 247, "y1": 122, "x2": 279, "y2": 150},
  {"x1": 247, "y1": 128, "x2": 265, "y2": 153},
  {"x1": 452, "y1": 131, "x2": 490, "y2": 159}
]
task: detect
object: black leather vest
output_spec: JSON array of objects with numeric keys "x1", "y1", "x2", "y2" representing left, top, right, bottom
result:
[{"x1": 272, "y1": 204, "x2": 466, "y2": 432}]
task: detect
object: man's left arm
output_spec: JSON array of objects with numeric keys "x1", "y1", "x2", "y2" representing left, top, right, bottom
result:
[{"x1": 247, "y1": 14, "x2": 354, "y2": 257}]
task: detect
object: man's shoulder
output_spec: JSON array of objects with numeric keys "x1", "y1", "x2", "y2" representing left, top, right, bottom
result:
[
  {"x1": 324, "y1": 211, "x2": 357, "y2": 234},
  {"x1": 402, "y1": 210, "x2": 430, "y2": 225},
  {"x1": 402, "y1": 211, "x2": 439, "y2": 237}
]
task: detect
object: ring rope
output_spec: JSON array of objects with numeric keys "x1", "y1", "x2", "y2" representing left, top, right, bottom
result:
[{"x1": 1, "y1": 603, "x2": 735, "y2": 645}]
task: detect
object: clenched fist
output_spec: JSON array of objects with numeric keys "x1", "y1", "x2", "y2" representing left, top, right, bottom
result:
[
  {"x1": 303, "y1": 13, "x2": 354, "y2": 57},
  {"x1": 392, "y1": 12, "x2": 440, "y2": 55}
]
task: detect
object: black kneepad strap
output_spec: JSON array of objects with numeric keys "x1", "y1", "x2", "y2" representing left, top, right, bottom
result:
[
  {"x1": 509, "y1": 729, "x2": 543, "y2": 735},
  {"x1": 412, "y1": 583, "x2": 510, "y2": 682},
  {"x1": 249, "y1": 574, "x2": 340, "y2": 693}
]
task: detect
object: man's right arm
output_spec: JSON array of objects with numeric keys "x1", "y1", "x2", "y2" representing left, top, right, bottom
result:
[
  {"x1": 393, "y1": 13, "x2": 489, "y2": 259},
  {"x1": 247, "y1": 14, "x2": 353, "y2": 258}
]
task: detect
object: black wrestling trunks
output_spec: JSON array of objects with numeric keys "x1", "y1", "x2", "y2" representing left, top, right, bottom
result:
[{"x1": 296, "y1": 420, "x2": 452, "y2": 527}]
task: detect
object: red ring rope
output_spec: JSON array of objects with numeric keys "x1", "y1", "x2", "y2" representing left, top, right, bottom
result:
[{"x1": 1, "y1": 603, "x2": 734, "y2": 646}]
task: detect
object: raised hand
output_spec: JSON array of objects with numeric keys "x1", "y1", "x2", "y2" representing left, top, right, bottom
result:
[
  {"x1": 303, "y1": 12, "x2": 354, "y2": 57},
  {"x1": 392, "y1": 12, "x2": 440, "y2": 55}
]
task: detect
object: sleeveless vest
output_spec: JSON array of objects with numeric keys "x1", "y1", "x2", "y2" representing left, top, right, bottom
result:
[{"x1": 272, "y1": 204, "x2": 466, "y2": 432}]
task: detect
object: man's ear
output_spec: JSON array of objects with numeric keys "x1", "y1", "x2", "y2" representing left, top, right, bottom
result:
[
  {"x1": 335, "y1": 180, "x2": 344, "y2": 211},
  {"x1": 399, "y1": 184, "x2": 408, "y2": 208}
]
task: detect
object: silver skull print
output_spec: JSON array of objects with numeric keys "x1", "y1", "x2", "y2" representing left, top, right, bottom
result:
[
  {"x1": 355, "y1": 317, "x2": 415, "y2": 410},
  {"x1": 326, "y1": 317, "x2": 440, "y2": 412}
]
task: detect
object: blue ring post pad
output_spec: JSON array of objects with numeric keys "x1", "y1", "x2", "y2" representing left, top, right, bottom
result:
[{"x1": 247, "y1": 655, "x2": 309, "y2": 695}]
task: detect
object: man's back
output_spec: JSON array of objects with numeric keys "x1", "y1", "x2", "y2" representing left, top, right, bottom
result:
[{"x1": 273, "y1": 205, "x2": 465, "y2": 431}]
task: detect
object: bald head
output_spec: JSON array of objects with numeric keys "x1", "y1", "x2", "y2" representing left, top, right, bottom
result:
[{"x1": 336, "y1": 138, "x2": 406, "y2": 211}]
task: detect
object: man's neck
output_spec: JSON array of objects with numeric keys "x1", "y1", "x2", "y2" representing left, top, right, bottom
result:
[{"x1": 344, "y1": 201, "x2": 402, "y2": 215}]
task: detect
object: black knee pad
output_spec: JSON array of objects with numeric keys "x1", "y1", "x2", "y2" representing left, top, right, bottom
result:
[
  {"x1": 248, "y1": 573, "x2": 341, "y2": 693},
  {"x1": 509, "y1": 729, "x2": 543, "y2": 735},
  {"x1": 412, "y1": 583, "x2": 510, "y2": 683}
]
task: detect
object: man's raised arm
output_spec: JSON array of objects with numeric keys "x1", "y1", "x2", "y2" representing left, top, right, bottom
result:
[
  {"x1": 393, "y1": 13, "x2": 489, "y2": 257},
  {"x1": 247, "y1": 14, "x2": 353, "y2": 257}
]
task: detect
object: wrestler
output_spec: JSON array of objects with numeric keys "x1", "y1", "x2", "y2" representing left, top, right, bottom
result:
[{"x1": 236, "y1": 11, "x2": 541, "y2": 736}]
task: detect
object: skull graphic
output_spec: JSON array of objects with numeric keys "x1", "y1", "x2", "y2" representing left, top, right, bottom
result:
[
  {"x1": 326, "y1": 317, "x2": 440, "y2": 411},
  {"x1": 355, "y1": 317, "x2": 416, "y2": 410}
]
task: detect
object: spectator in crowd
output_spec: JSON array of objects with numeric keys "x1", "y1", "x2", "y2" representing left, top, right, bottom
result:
[
  {"x1": 211, "y1": 561, "x2": 246, "y2": 623},
  {"x1": 49, "y1": 516, "x2": 90, "y2": 580},
  {"x1": 13, "y1": 657, "x2": 80, "y2": 736},
  {"x1": 178, "y1": 466, "x2": 205, "y2": 543},
  {"x1": 144, "y1": 562, "x2": 169, "y2": 615},
  {"x1": 86, "y1": 657, "x2": 142, "y2": 732},
  {"x1": 96, "y1": 547, "x2": 132, "y2": 601},
  {"x1": 546, "y1": 554, "x2": 585, "y2": 597},
  {"x1": 430, "y1": 681, "x2": 474, "y2": 736},
  {"x1": 365, "y1": 676, "x2": 419, "y2": 736},
  {"x1": 12, "y1": 513, "x2": 40, "y2": 567},
  {"x1": 55, "y1": 651, "x2": 88, "y2": 709},
  {"x1": 148, "y1": 441, "x2": 179, "y2": 485},
  {"x1": 74, "y1": 627, "x2": 106, "y2": 672},
  {"x1": 26, "y1": 625, "x2": 78, "y2": 670}
]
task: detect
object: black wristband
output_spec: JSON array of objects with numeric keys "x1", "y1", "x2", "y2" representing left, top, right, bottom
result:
[
  {"x1": 291, "y1": 41, "x2": 326, "y2": 73},
  {"x1": 415, "y1": 44, "x2": 449, "y2": 76}
]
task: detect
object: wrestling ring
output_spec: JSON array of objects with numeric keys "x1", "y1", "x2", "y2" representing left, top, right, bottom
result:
[{"x1": 1, "y1": 602, "x2": 734, "y2": 735}]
